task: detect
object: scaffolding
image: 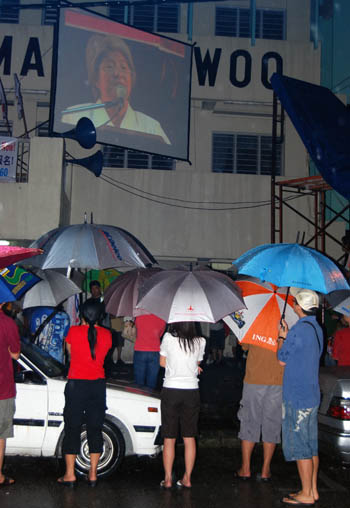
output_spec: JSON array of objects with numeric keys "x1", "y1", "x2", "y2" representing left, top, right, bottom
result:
[{"x1": 270, "y1": 95, "x2": 350, "y2": 261}]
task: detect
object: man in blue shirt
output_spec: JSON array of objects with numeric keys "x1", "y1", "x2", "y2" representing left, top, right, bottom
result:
[{"x1": 277, "y1": 288, "x2": 323, "y2": 507}]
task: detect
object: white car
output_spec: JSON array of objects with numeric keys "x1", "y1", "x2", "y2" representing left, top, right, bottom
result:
[{"x1": 7, "y1": 339, "x2": 162, "y2": 478}]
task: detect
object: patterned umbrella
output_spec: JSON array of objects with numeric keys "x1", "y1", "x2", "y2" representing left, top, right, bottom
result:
[
  {"x1": 223, "y1": 277, "x2": 298, "y2": 352},
  {"x1": 27, "y1": 223, "x2": 156, "y2": 270}
]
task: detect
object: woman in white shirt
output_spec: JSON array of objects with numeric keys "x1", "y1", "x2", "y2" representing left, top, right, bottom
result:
[{"x1": 159, "y1": 322, "x2": 206, "y2": 489}]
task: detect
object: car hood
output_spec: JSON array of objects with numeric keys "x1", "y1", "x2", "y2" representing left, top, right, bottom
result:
[{"x1": 106, "y1": 379, "x2": 161, "y2": 400}]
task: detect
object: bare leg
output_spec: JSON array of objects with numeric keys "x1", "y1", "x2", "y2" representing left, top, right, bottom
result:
[
  {"x1": 89, "y1": 453, "x2": 101, "y2": 481},
  {"x1": 59, "y1": 454, "x2": 77, "y2": 482},
  {"x1": 282, "y1": 459, "x2": 314, "y2": 505},
  {"x1": 181, "y1": 437, "x2": 196, "y2": 487},
  {"x1": 289, "y1": 455, "x2": 319, "y2": 502},
  {"x1": 0, "y1": 438, "x2": 14, "y2": 484},
  {"x1": 237, "y1": 440, "x2": 255, "y2": 477},
  {"x1": 162, "y1": 438, "x2": 176, "y2": 487},
  {"x1": 261, "y1": 442, "x2": 276, "y2": 478}
]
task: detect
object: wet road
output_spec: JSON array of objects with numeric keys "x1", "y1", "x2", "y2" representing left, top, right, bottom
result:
[{"x1": 1, "y1": 440, "x2": 349, "y2": 508}]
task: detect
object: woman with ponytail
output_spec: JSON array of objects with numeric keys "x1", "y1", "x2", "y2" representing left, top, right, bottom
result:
[
  {"x1": 57, "y1": 300, "x2": 112, "y2": 488},
  {"x1": 159, "y1": 322, "x2": 206, "y2": 489}
]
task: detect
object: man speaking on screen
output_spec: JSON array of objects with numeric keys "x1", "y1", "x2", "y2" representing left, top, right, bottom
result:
[{"x1": 61, "y1": 34, "x2": 171, "y2": 144}]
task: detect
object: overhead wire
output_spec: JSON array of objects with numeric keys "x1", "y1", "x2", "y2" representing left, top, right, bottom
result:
[{"x1": 99, "y1": 173, "x2": 305, "y2": 211}]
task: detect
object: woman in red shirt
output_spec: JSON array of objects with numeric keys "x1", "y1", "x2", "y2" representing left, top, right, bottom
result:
[{"x1": 57, "y1": 300, "x2": 112, "y2": 487}]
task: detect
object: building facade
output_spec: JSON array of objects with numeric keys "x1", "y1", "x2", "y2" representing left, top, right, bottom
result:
[{"x1": 0, "y1": 0, "x2": 345, "y2": 265}]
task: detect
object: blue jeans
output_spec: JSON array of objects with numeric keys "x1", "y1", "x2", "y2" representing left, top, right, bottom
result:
[
  {"x1": 133, "y1": 351, "x2": 160, "y2": 389},
  {"x1": 282, "y1": 400, "x2": 318, "y2": 462}
]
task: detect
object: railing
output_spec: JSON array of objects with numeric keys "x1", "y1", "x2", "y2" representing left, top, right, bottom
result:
[{"x1": 16, "y1": 139, "x2": 30, "y2": 183}]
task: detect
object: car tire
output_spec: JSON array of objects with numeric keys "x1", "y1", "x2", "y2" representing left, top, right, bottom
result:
[{"x1": 75, "y1": 421, "x2": 125, "y2": 478}]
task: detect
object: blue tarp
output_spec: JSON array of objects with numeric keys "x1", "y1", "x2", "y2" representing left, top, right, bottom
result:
[{"x1": 270, "y1": 73, "x2": 350, "y2": 200}]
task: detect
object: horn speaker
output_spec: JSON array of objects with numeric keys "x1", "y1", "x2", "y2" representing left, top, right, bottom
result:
[
  {"x1": 61, "y1": 117, "x2": 96, "y2": 149},
  {"x1": 69, "y1": 150, "x2": 103, "y2": 177}
]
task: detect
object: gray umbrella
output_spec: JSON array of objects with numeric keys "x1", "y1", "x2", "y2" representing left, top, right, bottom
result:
[
  {"x1": 136, "y1": 266, "x2": 246, "y2": 323},
  {"x1": 104, "y1": 267, "x2": 162, "y2": 317},
  {"x1": 325, "y1": 289, "x2": 350, "y2": 317},
  {"x1": 22, "y1": 269, "x2": 81, "y2": 309},
  {"x1": 27, "y1": 223, "x2": 156, "y2": 270}
]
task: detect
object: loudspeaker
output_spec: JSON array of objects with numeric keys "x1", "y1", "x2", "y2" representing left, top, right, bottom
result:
[
  {"x1": 61, "y1": 117, "x2": 96, "y2": 149},
  {"x1": 69, "y1": 150, "x2": 104, "y2": 177}
]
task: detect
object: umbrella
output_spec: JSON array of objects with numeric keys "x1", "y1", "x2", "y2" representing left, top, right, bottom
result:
[
  {"x1": 27, "y1": 223, "x2": 156, "y2": 270},
  {"x1": 22, "y1": 269, "x2": 81, "y2": 309},
  {"x1": 233, "y1": 243, "x2": 349, "y2": 294},
  {"x1": 0, "y1": 246, "x2": 42, "y2": 269},
  {"x1": 223, "y1": 277, "x2": 298, "y2": 352},
  {"x1": 0, "y1": 264, "x2": 41, "y2": 299},
  {"x1": 104, "y1": 267, "x2": 162, "y2": 317},
  {"x1": 325, "y1": 290, "x2": 350, "y2": 317},
  {"x1": 136, "y1": 266, "x2": 246, "y2": 323}
]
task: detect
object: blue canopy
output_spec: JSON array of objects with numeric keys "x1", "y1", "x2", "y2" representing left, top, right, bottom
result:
[{"x1": 270, "y1": 73, "x2": 350, "y2": 200}]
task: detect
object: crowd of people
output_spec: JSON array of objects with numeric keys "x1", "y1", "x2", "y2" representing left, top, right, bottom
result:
[{"x1": 1, "y1": 265, "x2": 350, "y2": 502}]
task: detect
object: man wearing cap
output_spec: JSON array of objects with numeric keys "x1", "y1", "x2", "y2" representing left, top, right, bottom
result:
[{"x1": 277, "y1": 288, "x2": 323, "y2": 506}]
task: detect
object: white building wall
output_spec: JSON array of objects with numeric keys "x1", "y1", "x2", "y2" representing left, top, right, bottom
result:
[{"x1": 0, "y1": 1, "x2": 345, "y2": 263}]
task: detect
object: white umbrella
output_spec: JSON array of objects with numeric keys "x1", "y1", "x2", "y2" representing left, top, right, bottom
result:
[
  {"x1": 136, "y1": 266, "x2": 246, "y2": 323},
  {"x1": 22, "y1": 269, "x2": 81, "y2": 309}
]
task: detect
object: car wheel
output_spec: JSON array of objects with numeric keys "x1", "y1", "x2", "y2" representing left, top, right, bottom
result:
[{"x1": 75, "y1": 422, "x2": 125, "y2": 478}]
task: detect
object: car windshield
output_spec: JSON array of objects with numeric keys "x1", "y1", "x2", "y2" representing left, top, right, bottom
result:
[{"x1": 20, "y1": 337, "x2": 66, "y2": 378}]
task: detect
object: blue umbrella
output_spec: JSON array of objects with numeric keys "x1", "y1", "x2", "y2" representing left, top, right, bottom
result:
[
  {"x1": 0, "y1": 265, "x2": 41, "y2": 304},
  {"x1": 233, "y1": 243, "x2": 350, "y2": 294}
]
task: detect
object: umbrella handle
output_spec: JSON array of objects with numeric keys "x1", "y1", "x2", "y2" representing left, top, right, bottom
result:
[{"x1": 280, "y1": 286, "x2": 290, "y2": 329}]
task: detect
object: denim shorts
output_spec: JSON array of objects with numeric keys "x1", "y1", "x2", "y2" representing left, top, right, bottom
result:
[{"x1": 282, "y1": 400, "x2": 318, "y2": 461}]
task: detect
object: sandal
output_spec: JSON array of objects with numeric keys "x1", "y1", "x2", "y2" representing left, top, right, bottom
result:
[{"x1": 0, "y1": 477, "x2": 15, "y2": 487}]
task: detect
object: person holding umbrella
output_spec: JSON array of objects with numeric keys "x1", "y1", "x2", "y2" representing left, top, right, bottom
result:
[
  {"x1": 159, "y1": 322, "x2": 206, "y2": 489},
  {"x1": 57, "y1": 299, "x2": 112, "y2": 487},
  {"x1": 278, "y1": 288, "x2": 323, "y2": 506}
]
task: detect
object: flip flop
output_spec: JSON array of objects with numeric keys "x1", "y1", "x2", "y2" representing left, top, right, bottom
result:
[
  {"x1": 280, "y1": 495, "x2": 315, "y2": 506},
  {"x1": 256, "y1": 473, "x2": 272, "y2": 482},
  {"x1": 0, "y1": 477, "x2": 15, "y2": 487},
  {"x1": 176, "y1": 480, "x2": 191, "y2": 489},
  {"x1": 160, "y1": 480, "x2": 172, "y2": 489}
]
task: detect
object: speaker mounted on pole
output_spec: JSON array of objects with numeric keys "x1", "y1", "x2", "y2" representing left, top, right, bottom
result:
[
  {"x1": 60, "y1": 117, "x2": 97, "y2": 149},
  {"x1": 66, "y1": 150, "x2": 104, "y2": 177}
]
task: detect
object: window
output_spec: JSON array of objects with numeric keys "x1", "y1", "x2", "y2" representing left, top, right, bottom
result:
[
  {"x1": 0, "y1": 0, "x2": 20, "y2": 24},
  {"x1": 215, "y1": 7, "x2": 285, "y2": 40},
  {"x1": 0, "y1": 121, "x2": 12, "y2": 136},
  {"x1": 42, "y1": 0, "x2": 59, "y2": 26},
  {"x1": 109, "y1": 4, "x2": 179, "y2": 33},
  {"x1": 36, "y1": 120, "x2": 49, "y2": 137},
  {"x1": 212, "y1": 133, "x2": 282, "y2": 175},
  {"x1": 103, "y1": 145, "x2": 174, "y2": 170}
]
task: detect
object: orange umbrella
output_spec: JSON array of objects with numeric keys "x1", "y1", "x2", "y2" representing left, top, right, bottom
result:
[{"x1": 223, "y1": 277, "x2": 298, "y2": 352}]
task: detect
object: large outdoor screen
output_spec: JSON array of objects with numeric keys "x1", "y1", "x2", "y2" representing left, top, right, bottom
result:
[{"x1": 51, "y1": 8, "x2": 193, "y2": 160}]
